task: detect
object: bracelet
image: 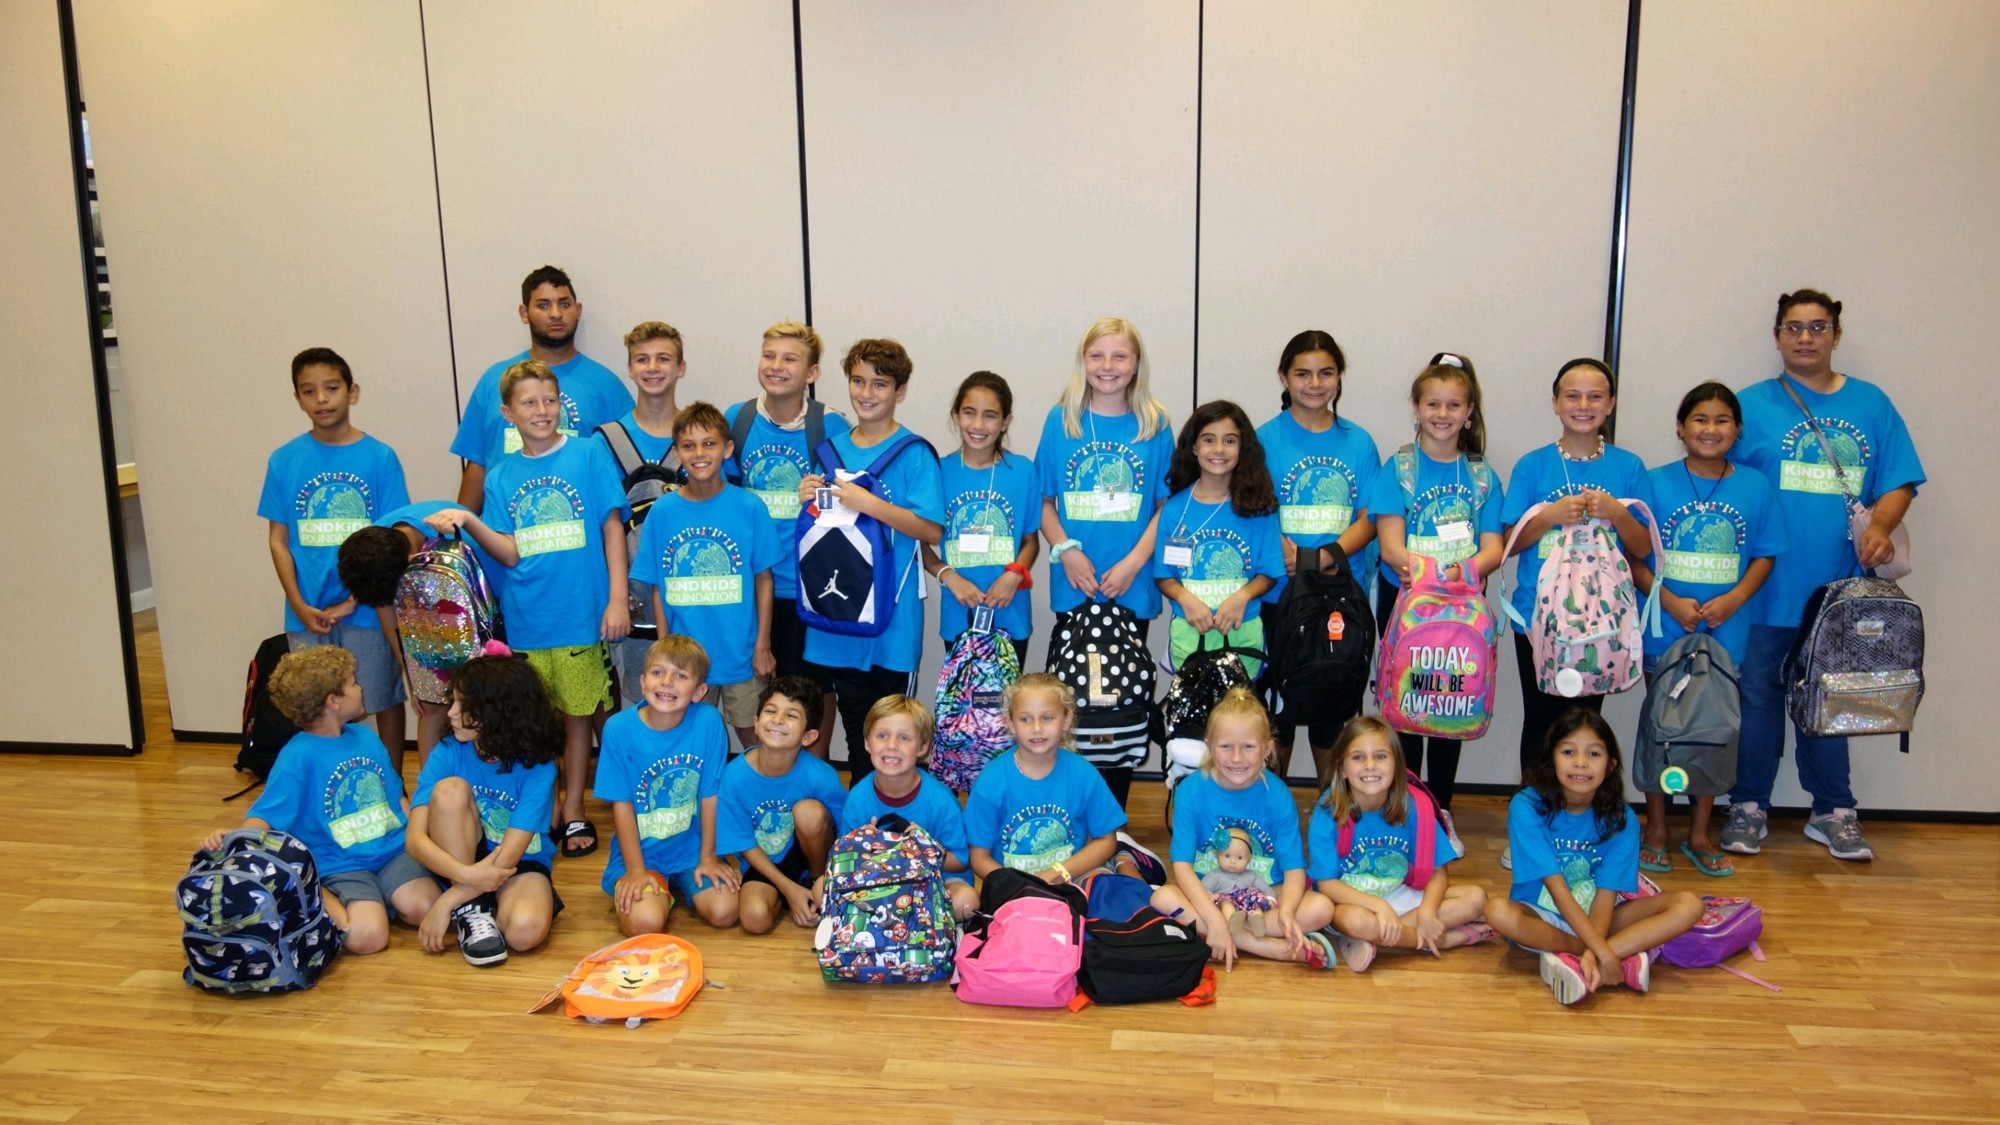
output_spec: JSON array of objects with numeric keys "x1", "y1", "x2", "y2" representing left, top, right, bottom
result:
[
  {"x1": 936, "y1": 565, "x2": 955, "y2": 581},
  {"x1": 1049, "y1": 538, "x2": 1082, "y2": 559},
  {"x1": 1003, "y1": 562, "x2": 1034, "y2": 589},
  {"x1": 1052, "y1": 861, "x2": 1072, "y2": 883}
]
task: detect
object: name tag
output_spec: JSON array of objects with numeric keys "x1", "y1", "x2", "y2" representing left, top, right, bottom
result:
[
  {"x1": 1099, "y1": 490, "x2": 1137, "y2": 515},
  {"x1": 1163, "y1": 542, "x2": 1193, "y2": 569},
  {"x1": 957, "y1": 529, "x2": 993, "y2": 555},
  {"x1": 1436, "y1": 520, "x2": 1473, "y2": 544}
]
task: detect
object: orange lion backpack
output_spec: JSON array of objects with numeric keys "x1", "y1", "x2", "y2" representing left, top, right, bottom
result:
[{"x1": 531, "y1": 935, "x2": 704, "y2": 1027}]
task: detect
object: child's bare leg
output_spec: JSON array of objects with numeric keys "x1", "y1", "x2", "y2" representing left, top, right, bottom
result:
[
  {"x1": 1229, "y1": 917, "x2": 1312, "y2": 962},
  {"x1": 1149, "y1": 885, "x2": 1200, "y2": 928},
  {"x1": 1332, "y1": 903, "x2": 1390, "y2": 942},
  {"x1": 689, "y1": 881, "x2": 741, "y2": 930},
  {"x1": 425, "y1": 778, "x2": 482, "y2": 865},
  {"x1": 1688, "y1": 796, "x2": 1719, "y2": 854},
  {"x1": 803, "y1": 696, "x2": 837, "y2": 760},
  {"x1": 1431, "y1": 884, "x2": 1489, "y2": 948},
  {"x1": 947, "y1": 881, "x2": 980, "y2": 922},
  {"x1": 414, "y1": 701, "x2": 450, "y2": 767},
  {"x1": 494, "y1": 872, "x2": 554, "y2": 951},
  {"x1": 1643, "y1": 792, "x2": 1669, "y2": 852},
  {"x1": 388, "y1": 875, "x2": 441, "y2": 928},
  {"x1": 1481, "y1": 898, "x2": 1584, "y2": 954},
  {"x1": 793, "y1": 800, "x2": 834, "y2": 875},
  {"x1": 1607, "y1": 892, "x2": 1702, "y2": 963},
  {"x1": 619, "y1": 894, "x2": 670, "y2": 936},
  {"x1": 559, "y1": 711, "x2": 593, "y2": 830},
  {"x1": 737, "y1": 882, "x2": 780, "y2": 935},
  {"x1": 1294, "y1": 889, "x2": 1335, "y2": 932},
  {"x1": 376, "y1": 704, "x2": 407, "y2": 776},
  {"x1": 342, "y1": 900, "x2": 393, "y2": 955}
]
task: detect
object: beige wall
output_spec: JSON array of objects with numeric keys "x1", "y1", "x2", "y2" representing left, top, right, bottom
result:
[{"x1": 0, "y1": 2, "x2": 132, "y2": 748}]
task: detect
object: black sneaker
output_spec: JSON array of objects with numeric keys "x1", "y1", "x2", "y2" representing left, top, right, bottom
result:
[{"x1": 452, "y1": 900, "x2": 508, "y2": 967}]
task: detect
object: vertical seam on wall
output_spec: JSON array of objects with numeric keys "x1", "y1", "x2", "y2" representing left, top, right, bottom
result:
[
  {"x1": 792, "y1": 0, "x2": 814, "y2": 329},
  {"x1": 1192, "y1": 0, "x2": 1205, "y2": 408},
  {"x1": 1601, "y1": 0, "x2": 1642, "y2": 443},
  {"x1": 57, "y1": 0, "x2": 145, "y2": 754},
  {"x1": 417, "y1": 0, "x2": 462, "y2": 424}
]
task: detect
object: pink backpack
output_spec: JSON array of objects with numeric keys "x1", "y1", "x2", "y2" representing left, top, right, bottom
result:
[
  {"x1": 1375, "y1": 554, "x2": 1499, "y2": 740},
  {"x1": 1334, "y1": 772, "x2": 1444, "y2": 889},
  {"x1": 1500, "y1": 500, "x2": 1665, "y2": 698},
  {"x1": 951, "y1": 897, "x2": 1084, "y2": 1008}
]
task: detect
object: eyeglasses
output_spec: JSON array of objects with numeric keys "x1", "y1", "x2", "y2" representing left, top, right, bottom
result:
[{"x1": 1778, "y1": 321, "x2": 1835, "y2": 337}]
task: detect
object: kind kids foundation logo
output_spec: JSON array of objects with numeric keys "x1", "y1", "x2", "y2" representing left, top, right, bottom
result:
[
  {"x1": 946, "y1": 492, "x2": 1019, "y2": 568},
  {"x1": 1342, "y1": 830, "x2": 1417, "y2": 896},
  {"x1": 1406, "y1": 484, "x2": 1476, "y2": 564},
  {"x1": 509, "y1": 476, "x2": 587, "y2": 557},
  {"x1": 660, "y1": 526, "x2": 746, "y2": 606},
  {"x1": 1276, "y1": 456, "x2": 1360, "y2": 537},
  {"x1": 293, "y1": 471, "x2": 374, "y2": 547},
  {"x1": 471, "y1": 785, "x2": 544, "y2": 856},
  {"x1": 1778, "y1": 417, "x2": 1872, "y2": 497},
  {"x1": 1063, "y1": 442, "x2": 1147, "y2": 522},
  {"x1": 635, "y1": 756, "x2": 703, "y2": 841},
  {"x1": 999, "y1": 803, "x2": 1076, "y2": 872},
  {"x1": 1535, "y1": 834, "x2": 1603, "y2": 913},
  {"x1": 743, "y1": 442, "x2": 811, "y2": 520},
  {"x1": 503, "y1": 391, "x2": 583, "y2": 454},
  {"x1": 750, "y1": 799, "x2": 797, "y2": 857},
  {"x1": 320, "y1": 755, "x2": 402, "y2": 849},
  {"x1": 1662, "y1": 502, "x2": 1749, "y2": 584},
  {"x1": 1179, "y1": 528, "x2": 1254, "y2": 608}
]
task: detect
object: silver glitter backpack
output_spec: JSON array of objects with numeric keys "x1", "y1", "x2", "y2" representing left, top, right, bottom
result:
[{"x1": 1783, "y1": 575, "x2": 1923, "y2": 749}]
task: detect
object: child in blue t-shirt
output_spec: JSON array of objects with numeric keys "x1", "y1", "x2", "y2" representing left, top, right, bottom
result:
[
  {"x1": 716, "y1": 677, "x2": 847, "y2": 934},
  {"x1": 449, "y1": 266, "x2": 634, "y2": 513},
  {"x1": 1366, "y1": 354, "x2": 1505, "y2": 811},
  {"x1": 594, "y1": 636, "x2": 740, "y2": 935},
  {"x1": 924, "y1": 372, "x2": 1039, "y2": 661},
  {"x1": 1155, "y1": 400, "x2": 1285, "y2": 678},
  {"x1": 835, "y1": 695, "x2": 982, "y2": 921},
  {"x1": 257, "y1": 347, "x2": 412, "y2": 756},
  {"x1": 967, "y1": 674, "x2": 1128, "y2": 883},
  {"x1": 1629, "y1": 382, "x2": 1786, "y2": 877},
  {"x1": 1499, "y1": 359, "x2": 1654, "y2": 776},
  {"x1": 1152, "y1": 688, "x2": 1335, "y2": 970},
  {"x1": 1308, "y1": 715, "x2": 1491, "y2": 972},
  {"x1": 1485, "y1": 709, "x2": 1700, "y2": 1006},
  {"x1": 201, "y1": 646, "x2": 438, "y2": 955},
  {"x1": 403, "y1": 654, "x2": 563, "y2": 967},
  {"x1": 630, "y1": 402, "x2": 781, "y2": 750},
  {"x1": 797, "y1": 339, "x2": 945, "y2": 780},
  {"x1": 428, "y1": 360, "x2": 630, "y2": 861},
  {"x1": 598, "y1": 321, "x2": 687, "y2": 710}
]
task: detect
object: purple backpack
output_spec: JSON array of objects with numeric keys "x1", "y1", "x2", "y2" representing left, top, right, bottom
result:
[{"x1": 1625, "y1": 877, "x2": 1777, "y2": 991}]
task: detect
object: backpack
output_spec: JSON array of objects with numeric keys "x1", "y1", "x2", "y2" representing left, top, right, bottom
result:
[
  {"x1": 814, "y1": 821, "x2": 957, "y2": 983},
  {"x1": 1152, "y1": 633, "x2": 1262, "y2": 789},
  {"x1": 1623, "y1": 877, "x2": 1777, "y2": 990},
  {"x1": 795, "y1": 434, "x2": 934, "y2": 637},
  {"x1": 930, "y1": 627, "x2": 1022, "y2": 794},
  {"x1": 1635, "y1": 629, "x2": 1740, "y2": 796},
  {"x1": 1784, "y1": 574, "x2": 1924, "y2": 750},
  {"x1": 952, "y1": 868, "x2": 1088, "y2": 1008},
  {"x1": 726, "y1": 396, "x2": 827, "y2": 486},
  {"x1": 1374, "y1": 553, "x2": 1500, "y2": 740},
  {"x1": 392, "y1": 533, "x2": 504, "y2": 705},
  {"x1": 531, "y1": 934, "x2": 705, "y2": 1025},
  {"x1": 178, "y1": 828, "x2": 342, "y2": 994},
  {"x1": 231, "y1": 634, "x2": 300, "y2": 797},
  {"x1": 1392, "y1": 443, "x2": 1495, "y2": 526},
  {"x1": 1075, "y1": 875, "x2": 1209, "y2": 1006},
  {"x1": 597, "y1": 420, "x2": 686, "y2": 641},
  {"x1": 1265, "y1": 545, "x2": 1375, "y2": 738},
  {"x1": 1333, "y1": 771, "x2": 1446, "y2": 889},
  {"x1": 1499, "y1": 499, "x2": 1665, "y2": 698},
  {"x1": 1046, "y1": 598, "x2": 1156, "y2": 768}
]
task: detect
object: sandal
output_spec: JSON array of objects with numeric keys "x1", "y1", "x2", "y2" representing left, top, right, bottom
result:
[
  {"x1": 1302, "y1": 930, "x2": 1336, "y2": 970},
  {"x1": 561, "y1": 818, "x2": 600, "y2": 859},
  {"x1": 1680, "y1": 840, "x2": 1735, "y2": 877},
  {"x1": 1451, "y1": 921, "x2": 1498, "y2": 948},
  {"x1": 1639, "y1": 845, "x2": 1674, "y2": 873}
]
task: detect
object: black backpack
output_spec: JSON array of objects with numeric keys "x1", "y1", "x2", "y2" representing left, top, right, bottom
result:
[
  {"x1": 1264, "y1": 545, "x2": 1374, "y2": 737},
  {"x1": 230, "y1": 634, "x2": 299, "y2": 800},
  {"x1": 725, "y1": 396, "x2": 827, "y2": 485},
  {"x1": 975, "y1": 866, "x2": 1089, "y2": 922},
  {"x1": 1078, "y1": 905, "x2": 1209, "y2": 1005},
  {"x1": 596, "y1": 419, "x2": 686, "y2": 640},
  {"x1": 1046, "y1": 599, "x2": 1155, "y2": 769},
  {"x1": 1152, "y1": 634, "x2": 1263, "y2": 787}
]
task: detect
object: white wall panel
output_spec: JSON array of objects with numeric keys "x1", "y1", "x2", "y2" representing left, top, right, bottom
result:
[
  {"x1": 76, "y1": 0, "x2": 457, "y2": 733},
  {"x1": 0, "y1": 3, "x2": 132, "y2": 748},
  {"x1": 1621, "y1": 0, "x2": 2000, "y2": 811}
]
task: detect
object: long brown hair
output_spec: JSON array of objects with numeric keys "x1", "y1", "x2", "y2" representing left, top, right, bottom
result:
[{"x1": 1167, "y1": 401, "x2": 1276, "y2": 516}]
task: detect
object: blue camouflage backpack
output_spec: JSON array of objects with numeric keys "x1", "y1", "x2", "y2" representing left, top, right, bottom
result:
[
  {"x1": 930, "y1": 627, "x2": 1022, "y2": 794},
  {"x1": 178, "y1": 829, "x2": 343, "y2": 994},
  {"x1": 813, "y1": 820, "x2": 957, "y2": 983},
  {"x1": 795, "y1": 433, "x2": 934, "y2": 637}
]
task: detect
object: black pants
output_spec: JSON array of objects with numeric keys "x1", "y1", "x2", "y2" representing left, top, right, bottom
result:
[
  {"x1": 1376, "y1": 582, "x2": 1461, "y2": 810},
  {"x1": 1513, "y1": 632, "x2": 1605, "y2": 778},
  {"x1": 824, "y1": 664, "x2": 916, "y2": 783}
]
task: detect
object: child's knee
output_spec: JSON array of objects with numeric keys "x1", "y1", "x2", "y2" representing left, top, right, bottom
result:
[
  {"x1": 792, "y1": 799, "x2": 833, "y2": 842},
  {"x1": 341, "y1": 906, "x2": 391, "y2": 954},
  {"x1": 618, "y1": 899, "x2": 669, "y2": 937},
  {"x1": 949, "y1": 883, "x2": 980, "y2": 921},
  {"x1": 390, "y1": 879, "x2": 441, "y2": 925},
  {"x1": 503, "y1": 911, "x2": 551, "y2": 951},
  {"x1": 1458, "y1": 883, "x2": 1489, "y2": 910},
  {"x1": 1667, "y1": 889, "x2": 1703, "y2": 925},
  {"x1": 429, "y1": 776, "x2": 474, "y2": 814},
  {"x1": 695, "y1": 889, "x2": 740, "y2": 929}
]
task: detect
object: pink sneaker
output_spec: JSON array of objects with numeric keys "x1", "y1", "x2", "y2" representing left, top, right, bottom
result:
[
  {"x1": 1621, "y1": 950, "x2": 1651, "y2": 993},
  {"x1": 1539, "y1": 951, "x2": 1590, "y2": 1005}
]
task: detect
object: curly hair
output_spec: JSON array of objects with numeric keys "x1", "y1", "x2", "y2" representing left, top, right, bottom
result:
[
  {"x1": 268, "y1": 646, "x2": 356, "y2": 729},
  {"x1": 337, "y1": 525, "x2": 415, "y2": 608},
  {"x1": 843, "y1": 338, "x2": 914, "y2": 387},
  {"x1": 1166, "y1": 400, "x2": 1277, "y2": 516},
  {"x1": 1524, "y1": 707, "x2": 1630, "y2": 842},
  {"x1": 758, "y1": 675, "x2": 825, "y2": 724},
  {"x1": 448, "y1": 655, "x2": 562, "y2": 773}
]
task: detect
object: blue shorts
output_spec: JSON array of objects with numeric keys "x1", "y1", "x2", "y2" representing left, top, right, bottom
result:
[
  {"x1": 290, "y1": 619, "x2": 405, "y2": 714},
  {"x1": 668, "y1": 868, "x2": 726, "y2": 904},
  {"x1": 321, "y1": 852, "x2": 432, "y2": 907},
  {"x1": 1518, "y1": 901, "x2": 1579, "y2": 946}
]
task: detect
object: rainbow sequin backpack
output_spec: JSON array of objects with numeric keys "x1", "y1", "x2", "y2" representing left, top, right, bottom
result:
[
  {"x1": 1374, "y1": 553, "x2": 1498, "y2": 739},
  {"x1": 392, "y1": 533, "x2": 502, "y2": 704},
  {"x1": 1499, "y1": 499, "x2": 1664, "y2": 699}
]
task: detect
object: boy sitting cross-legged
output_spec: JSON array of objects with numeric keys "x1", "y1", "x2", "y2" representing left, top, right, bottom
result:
[
  {"x1": 830, "y1": 695, "x2": 982, "y2": 921},
  {"x1": 715, "y1": 676, "x2": 848, "y2": 934}
]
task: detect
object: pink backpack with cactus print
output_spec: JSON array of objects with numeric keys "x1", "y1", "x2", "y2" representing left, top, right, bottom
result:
[{"x1": 1499, "y1": 500, "x2": 1666, "y2": 698}]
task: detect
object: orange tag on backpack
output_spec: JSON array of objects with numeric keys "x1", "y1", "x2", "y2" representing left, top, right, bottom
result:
[{"x1": 1326, "y1": 612, "x2": 1345, "y2": 642}]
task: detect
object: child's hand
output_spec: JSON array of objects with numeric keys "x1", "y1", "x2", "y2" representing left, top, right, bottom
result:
[
  {"x1": 1578, "y1": 949, "x2": 1605, "y2": 992},
  {"x1": 696, "y1": 855, "x2": 742, "y2": 893},
  {"x1": 1058, "y1": 547, "x2": 1101, "y2": 597},
  {"x1": 1857, "y1": 523, "x2": 1899, "y2": 569},
  {"x1": 1551, "y1": 493, "x2": 1590, "y2": 525},
  {"x1": 199, "y1": 827, "x2": 233, "y2": 853},
  {"x1": 425, "y1": 509, "x2": 471, "y2": 535},
  {"x1": 291, "y1": 597, "x2": 337, "y2": 636},
  {"x1": 1371, "y1": 902, "x2": 1404, "y2": 947},
  {"x1": 1663, "y1": 590, "x2": 1703, "y2": 632},
  {"x1": 601, "y1": 599, "x2": 631, "y2": 642},
  {"x1": 1099, "y1": 555, "x2": 1143, "y2": 599},
  {"x1": 1203, "y1": 920, "x2": 1237, "y2": 971},
  {"x1": 417, "y1": 897, "x2": 457, "y2": 953},
  {"x1": 797, "y1": 473, "x2": 827, "y2": 505},
  {"x1": 1037, "y1": 866, "x2": 1068, "y2": 886},
  {"x1": 782, "y1": 882, "x2": 820, "y2": 928},
  {"x1": 942, "y1": 570, "x2": 984, "y2": 608},
  {"x1": 615, "y1": 870, "x2": 668, "y2": 914},
  {"x1": 1698, "y1": 589, "x2": 1746, "y2": 629},
  {"x1": 1411, "y1": 908, "x2": 1447, "y2": 957},
  {"x1": 462, "y1": 854, "x2": 517, "y2": 895},
  {"x1": 1271, "y1": 906, "x2": 1306, "y2": 956},
  {"x1": 829, "y1": 478, "x2": 884, "y2": 518},
  {"x1": 753, "y1": 644, "x2": 776, "y2": 680},
  {"x1": 985, "y1": 566, "x2": 1024, "y2": 608},
  {"x1": 1214, "y1": 591, "x2": 1251, "y2": 633},
  {"x1": 1177, "y1": 592, "x2": 1215, "y2": 634}
]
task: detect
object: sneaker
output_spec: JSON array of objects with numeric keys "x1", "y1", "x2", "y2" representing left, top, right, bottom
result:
[
  {"x1": 1499, "y1": 844, "x2": 1513, "y2": 870},
  {"x1": 1112, "y1": 831, "x2": 1168, "y2": 885},
  {"x1": 1441, "y1": 809, "x2": 1465, "y2": 858},
  {"x1": 452, "y1": 900, "x2": 509, "y2": 967},
  {"x1": 1719, "y1": 802, "x2": 1768, "y2": 855},
  {"x1": 1334, "y1": 932, "x2": 1377, "y2": 973},
  {"x1": 1804, "y1": 808, "x2": 1875, "y2": 861},
  {"x1": 1621, "y1": 950, "x2": 1650, "y2": 993},
  {"x1": 1539, "y1": 951, "x2": 1590, "y2": 1006}
]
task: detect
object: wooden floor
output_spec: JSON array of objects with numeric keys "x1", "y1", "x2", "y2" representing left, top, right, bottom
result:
[{"x1": 2, "y1": 614, "x2": 1997, "y2": 1123}]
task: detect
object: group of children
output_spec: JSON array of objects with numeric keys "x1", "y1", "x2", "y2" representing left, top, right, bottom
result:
[{"x1": 228, "y1": 270, "x2": 1922, "y2": 1003}]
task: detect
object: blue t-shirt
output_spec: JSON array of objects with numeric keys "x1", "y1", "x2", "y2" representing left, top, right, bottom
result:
[
  {"x1": 593, "y1": 702, "x2": 731, "y2": 893},
  {"x1": 449, "y1": 351, "x2": 634, "y2": 467},
  {"x1": 1734, "y1": 375, "x2": 1925, "y2": 626},
  {"x1": 373, "y1": 500, "x2": 505, "y2": 597},
  {"x1": 938, "y1": 449, "x2": 1040, "y2": 641},
  {"x1": 410, "y1": 734, "x2": 558, "y2": 863},
  {"x1": 257, "y1": 433, "x2": 410, "y2": 631},
  {"x1": 714, "y1": 750, "x2": 848, "y2": 866},
  {"x1": 1642, "y1": 461, "x2": 1788, "y2": 664},
  {"x1": 481, "y1": 435, "x2": 628, "y2": 650},
  {"x1": 964, "y1": 749, "x2": 1128, "y2": 872},
  {"x1": 1169, "y1": 771, "x2": 1308, "y2": 887},
  {"x1": 1153, "y1": 491, "x2": 1284, "y2": 623},
  {"x1": 1499, "y1": 443, "x2": 1651, "y2": 622},
  {"x1": 721, "y1": 401, "x2": 854, "y2": 598},
  {"x1": 801, "y1": 425, "x2": 945, "y2": 674},
  {"x1": 1506, "y1": 787, "x2": 1638, "y2": 915},
  {"x1": 839, "y1": 771, "x2": 975, "y2": 884},
  {"x1": 1034, "y1": 406, "x2": 1174, "y2": 617},
  {"x1": 1304, "y1": 803, "x2": 1459, "y2": 892},
  {"x1": 1365, "y1": 448, "x2": 1505, "y2": 588},
  {"x1": 628, "y1": 484, "x2": 781, "y2": 685},
  {"x1": 1257, "y1": 411, "x2": 1382, "y2": 589},
  {"x1": 604, "y1": 410, "x2": 678, "y2": 464},
  {"x1": 246, "y1": 725, "x2": 407, "y2": 876}
]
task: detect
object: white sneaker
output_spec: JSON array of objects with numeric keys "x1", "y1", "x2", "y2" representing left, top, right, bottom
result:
[{"x1": 1500, "y1": 844, "x2": 1513, "y2": 870}]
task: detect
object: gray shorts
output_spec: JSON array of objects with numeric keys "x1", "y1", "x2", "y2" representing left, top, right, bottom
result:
[
  {"x1": 612, "y1": 635, "x2": 652, "y2": 709},
  {"x1": 289, "y1": 619, "x2": 406, "y2": 714},
  {"x1": 321, "y1": 852, "x2": 433, "y2": 906}
]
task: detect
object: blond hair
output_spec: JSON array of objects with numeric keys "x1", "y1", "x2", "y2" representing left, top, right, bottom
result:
[
  {"x1": 643, "y1": 634, "x2": 710, "y2": 686},
  {"x1": 1200, "y1": 686, "x2": 1278, "y2": 776},
  {"x1": 624, "y1": 321, "x2": 684, "y2": 354},
  {"x1": 862, "y1": 695, "x2": 935, "y2": 758},
  {"x1": 499, "y1": 359, "x2": 559, "y2": 405},
  {"x1": 268, "y1": 646, "x2": 356, "y2": 728},
  {"x1": 1059, "y1": 317, "x2": 1172, "y2": 441},
  {"x1": 1003, "y1": 673, "x2": 1075, "y2": 750},
  {"x1": 1317, "y1": 715, "x2": 1410, "y2": 827},
  {"x1": 762, "y1": 320, "x2": 823, "y2": 367}
]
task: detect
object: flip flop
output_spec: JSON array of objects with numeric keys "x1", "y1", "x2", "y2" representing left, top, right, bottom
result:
[
  {"x1": 1302, "y1": 931, "x2": 1336, "y2": 970},
  {"x1": 1451, "y1": 921, "x2": 1498, "y2": 948},
  {"x1": 1680, "y1": 841, "x2": 1735, "y2": 877},
  {"x1": 1639, "y1": 845, "x2": 1674, "y2": 873},
  {"x1": 561, "y1": 818, "x2": 600, "y2": 859}
]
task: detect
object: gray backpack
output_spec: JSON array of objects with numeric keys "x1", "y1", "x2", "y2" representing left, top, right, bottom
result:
[
  {"x1": 1783, "y1": 576, "x2": 1924, "y2": 750},
  {"x1": 1636, "y1": 631, "x2": 1739, "y2": 796}
]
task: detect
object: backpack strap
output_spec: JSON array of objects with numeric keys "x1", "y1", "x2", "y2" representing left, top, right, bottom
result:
[
  {"x1": 1466, "y1": 454, "x2": 1493, "y2": 510},
  {"x1": 1393, "y1": 444, "x2": 1418, "y2": 510},
  {"x1": 1405, "y1": 774, "x2": 1439, "y2": 889},
  {"x1": 804, "y1": 398, "x2": 826, "y2": 457},
  {"x1": 813, "y1": 439, "x2": 847, "y2": 476},
  {"x1": 595, "y1": 420, "x2": 646, "y2": 478},
  {"x1": 726, "y1": 399, "x2": 758, "y2": 483},
  {"x1": 1497, "y1": 501, "x2": 1553, "y2": 632}
]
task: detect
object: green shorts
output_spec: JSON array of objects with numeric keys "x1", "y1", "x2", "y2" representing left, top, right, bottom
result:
[
  {"x1": 523, "y1": 643, "x2": 615, "y2": 717},
  {"x1": 1169, "y1": 615, "x2": 1265, "y2": 679}
]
